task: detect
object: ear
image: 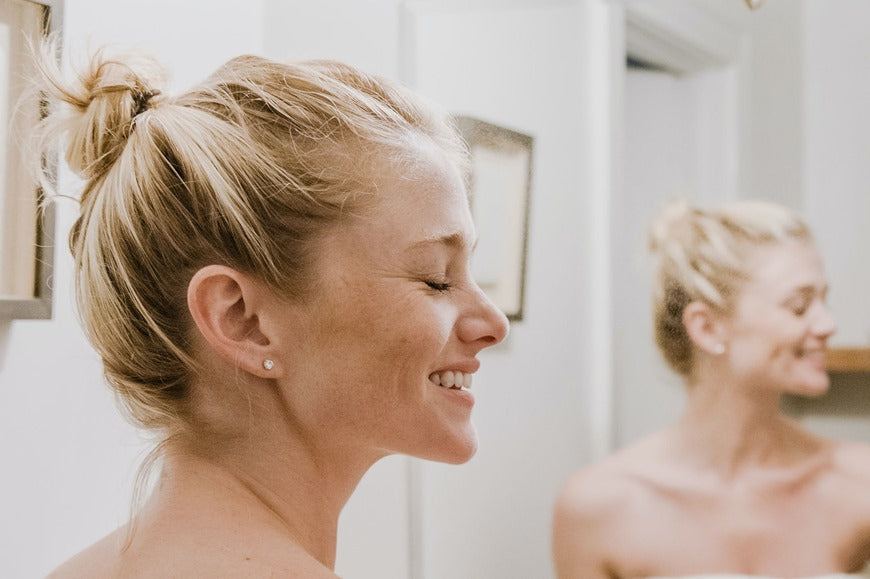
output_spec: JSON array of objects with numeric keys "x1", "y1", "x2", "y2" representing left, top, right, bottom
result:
[
  {"x1": 682, "y1": 300, "x2": 727, "y2": 356},
  {"x1": 187, "y1": 265, "x2": 283, "y2": 378}
]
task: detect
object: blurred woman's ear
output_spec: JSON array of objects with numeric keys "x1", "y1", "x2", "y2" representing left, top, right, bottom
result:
[
  {"x1": 682, "y1": 300, "x2": 727, "y2": 357},
  {"x1": 187, "y1": 265, "x2": 282, "y2": 378}
]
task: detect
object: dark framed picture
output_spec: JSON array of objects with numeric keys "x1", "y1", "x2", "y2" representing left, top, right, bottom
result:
[{"x1": 454, "y1": 115, "x2": 533, "y2": 321}]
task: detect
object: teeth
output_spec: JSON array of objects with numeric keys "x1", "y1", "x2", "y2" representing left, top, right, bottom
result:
[{"x1": 429, "y1": 371, "x2": 473, "y2": 390}]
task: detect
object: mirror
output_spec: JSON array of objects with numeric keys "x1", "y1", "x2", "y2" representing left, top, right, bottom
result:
[{"x1": 614, "y1": 0, "x2": 870, "y2": 443}]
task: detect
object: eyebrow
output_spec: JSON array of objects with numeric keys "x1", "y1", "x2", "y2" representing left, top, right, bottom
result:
[
  {"x1": 408, "y1": 232, "x2": 478, "y2": 252},
  {"x1": 786, "y1": 284, "x2": 828, "y2": 301}
]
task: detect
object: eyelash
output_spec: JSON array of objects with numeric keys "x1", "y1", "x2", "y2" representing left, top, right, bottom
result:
[
  {"x1": 792, "y1": 304, "x2": 810, "y2": 316},
  {"x1": 791, "y1": 297, "x2": 818, "y2": 316},
  {"x1": 424, "y1": 279, "x2": 452, "y2": 292}
]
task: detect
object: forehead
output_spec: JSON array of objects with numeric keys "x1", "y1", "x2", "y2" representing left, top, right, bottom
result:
[
  {"x1": 372, "y1": 147, "x2": 470, "y2": 226},
  {"x1": 740, "y1": 239, "x2": 825, "y2": 297},
  {"x1": 331, "y1": 145, "x2": 474, "y2": 252}
]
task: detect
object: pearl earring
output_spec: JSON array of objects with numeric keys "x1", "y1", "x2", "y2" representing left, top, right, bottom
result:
[
  {"x1": 712, "y1": 344, "x2": 725, "y2": 355},
  {"x1": 263, "y1": 359, "x2": 274, "y2": 370}
]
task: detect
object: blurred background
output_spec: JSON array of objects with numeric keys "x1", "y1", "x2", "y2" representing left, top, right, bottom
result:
[{"x1": 1, "y1": 0, "x2": 868, "y2": 577}]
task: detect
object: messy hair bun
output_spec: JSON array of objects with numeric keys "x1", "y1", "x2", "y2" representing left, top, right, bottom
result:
[
  {"x1": 649, "y1": 199, "x2": 812, "y2": 375},
  {"x1": 36, "y1": 44, "x2": 166, "y2": 182}
]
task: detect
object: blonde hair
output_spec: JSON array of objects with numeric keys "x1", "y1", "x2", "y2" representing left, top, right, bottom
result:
[
  {"x1": 649, "y1": 199, "x2": 812, "y2": 375},
  {"x1": 33, "y1": 43, "x2": 469, "y2": 439}
]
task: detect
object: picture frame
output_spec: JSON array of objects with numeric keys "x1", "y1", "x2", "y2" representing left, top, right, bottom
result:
[
  {"x1": 454, "y1": 115, "x2": 533, "y2": 321},
  {"x1": 0, "y1": 0, "x2": 62, "y2": 319}
]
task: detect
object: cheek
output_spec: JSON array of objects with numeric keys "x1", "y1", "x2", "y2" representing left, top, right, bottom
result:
[
  {"x1": 729, "y1": 326, "x2": 793, "y2": 369},
  {"x1": 311, "y1": 289, "x2": 451, "y2": 384},
  {"x1": 739, "y1": 338, "x2": 801, "y2": 378}
]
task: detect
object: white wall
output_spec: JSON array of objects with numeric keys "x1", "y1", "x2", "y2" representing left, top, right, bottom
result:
[
  {"x1": 264, "y1": 0, "x2": 401, "y2": 80},
  {"x1": 802, "y1": 0, "x2": 870, "y2": 347},
  {"x1": 0, "y1": 1, "x2": 264, "y2": 576},
  {"x1": 738, "y1": 0, "x2": 804, "y2": 209}
]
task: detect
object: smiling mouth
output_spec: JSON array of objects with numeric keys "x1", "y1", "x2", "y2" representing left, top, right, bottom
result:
[
  {"x1": 795, "y1": 347, "x2": 827, "y2": 363},
  {"x1": 796, "y1": 346, "x2": 825, "y2": 356},
  {"x1": 429, "y1": 371, "x2": 472, "y2": 390}
]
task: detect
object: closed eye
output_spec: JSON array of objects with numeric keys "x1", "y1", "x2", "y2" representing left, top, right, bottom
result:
[
  {"x1": 424, "y1": 279, "x2": 452, "y2": 292},
  {"x1": 787, "y1": 285, "x2": 827, "y2": 316}
]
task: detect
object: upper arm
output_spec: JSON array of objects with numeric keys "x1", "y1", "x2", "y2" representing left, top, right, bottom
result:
[{"x1": 552, "y1": 475, "x2": 619, "y2": 579}]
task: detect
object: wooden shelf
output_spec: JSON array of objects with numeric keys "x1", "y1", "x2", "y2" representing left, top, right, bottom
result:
[{"x1": 826, "y1": 348, "x2": 870, "y2": 373}]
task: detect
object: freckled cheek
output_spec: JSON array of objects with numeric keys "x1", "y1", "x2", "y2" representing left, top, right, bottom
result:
[{"x1": 316, "y1": 298, "x2": 446, "y2": 378}]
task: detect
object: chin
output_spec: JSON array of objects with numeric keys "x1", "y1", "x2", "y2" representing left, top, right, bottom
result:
[
  {"x1": 792, "y1": 375, "x2": 831, "y2": 398},
  {"x1": 416, "y1": 425, "x2": 478, "y2": 464},
  {"x1": 440, "y1": 440, "x2": 478, "y2": 465}
]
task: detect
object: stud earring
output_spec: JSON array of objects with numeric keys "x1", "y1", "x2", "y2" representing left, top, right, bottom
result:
[
  {"x1": 263, "y1": 359, "x2": 274, "y2": 371},
  {"x1": 712, "y1": 344, "x2": 725, "y2": 355}
]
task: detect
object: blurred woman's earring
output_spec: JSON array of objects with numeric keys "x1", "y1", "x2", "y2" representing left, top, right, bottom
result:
[
  {"x1": 263, "y1": 359, "x2": 275, "y2": 370},
  {"x1": 713, "y1": 344, "x2": 725, "y2": 355}
]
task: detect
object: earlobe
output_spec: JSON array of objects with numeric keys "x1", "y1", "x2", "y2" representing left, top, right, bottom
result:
[
  {"x1": 683, "y1": 301, "x2": 727, "y2": 357},
  {"x1": 187, "y1": 265, "x2": 281, "y2": 378}
]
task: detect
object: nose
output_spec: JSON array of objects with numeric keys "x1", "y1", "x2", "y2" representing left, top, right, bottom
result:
[
  {"x1": 813, "y1": 302, "x2": 837, "y2": 338},
  {"x1": 457, "y1": 284, "x2": 510, "y2": 349}
]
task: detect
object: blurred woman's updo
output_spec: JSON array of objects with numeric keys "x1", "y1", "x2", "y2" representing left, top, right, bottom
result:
[
  {"x1": 648, "y1": 199, "x2": 812, "y2": 376},
  {"x1": 33, "y1": 43, "x2": 469, "y2": 439}
]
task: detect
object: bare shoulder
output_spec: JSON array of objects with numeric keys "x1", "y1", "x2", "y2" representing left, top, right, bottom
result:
[
  {"x1": 830, "y1": 439, "x2": 870, "y2": 481},
  {"x1": 552, "y1": 462, "x2": 629, "y2": 579},
  {"x1": 46, "y1": 524, "x2": 335, "y2": 578},
  {"x1": 555, "y1": 457, "x2": 638, "y2": 523},
  {"x1": 45, "y1": 529, "x2": 125, "y2": 579},
  {"x1": 553, "y1": 434, "x2": 672, "y2": 579},
  {"x1": 555, "y1": 435, "x2": 675, "y2": 528}
]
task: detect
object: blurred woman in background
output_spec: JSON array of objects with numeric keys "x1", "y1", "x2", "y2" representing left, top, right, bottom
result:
[{"x1": 553, "y1": 200, "x2": 870, "y2": 579}]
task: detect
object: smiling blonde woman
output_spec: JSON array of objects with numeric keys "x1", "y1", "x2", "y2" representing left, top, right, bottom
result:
[
  {"x1": 553, "y1": 200, "x2": 870, "y2": 579},
  {"x1": 35, "y1": 44, "x2": 509, "y2": 577}
]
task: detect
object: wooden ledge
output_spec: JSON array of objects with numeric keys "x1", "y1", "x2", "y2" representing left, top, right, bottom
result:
[{"x1": 826, "y1": 348, "x2": 870, "y2": 373}]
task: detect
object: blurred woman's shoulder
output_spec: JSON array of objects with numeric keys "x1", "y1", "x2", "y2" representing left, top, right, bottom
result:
[
  {"x1": 554, "y1": 430, "x2": 680, "y2": 522},
  {"x1": 830, "y1": 439, "x2": 870, "y2": 481},
  {"x1": 552, "y1": 430, "x2": 689, "y2": 578}
]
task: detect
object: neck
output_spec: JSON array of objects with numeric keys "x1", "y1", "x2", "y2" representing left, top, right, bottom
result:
[
  {"x1": 151, "y1": 433, "x2": 380, "y2": 569},
  {"x1": 676, "y1": 365, "x2": 820, "y2": 478}
]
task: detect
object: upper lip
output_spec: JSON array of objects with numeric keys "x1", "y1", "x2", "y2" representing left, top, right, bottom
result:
[
  {"x1": 432, "y1": 360, "x2": 480, "y2": 374},
  {"x1": 799, "y1": 346, "x2": 826, "y2": 354}
]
